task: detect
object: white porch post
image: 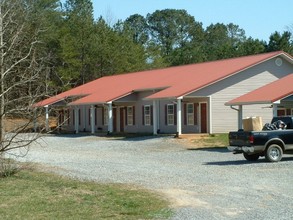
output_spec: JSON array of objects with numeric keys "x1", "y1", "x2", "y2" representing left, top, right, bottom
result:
[
  {"x1": 33, "y1": 109, "x2": 37, "y2": 132},
  {"x1": 90, "y1": 105, "x2": 95, "y2": 134},
  {"x1": 83, "y1": 106, "x2": 86, "y2": 131},
  {"x1": 238, "y1": 105, "x2": 243, "y2": 130},
  {"x1": 273, "y1": 103, "x2": 278, "y2": 117},
  {"x1": 153, "y1": 100, "x2": 157, "y2": 135},
  {"x1": 176, "y1": 98, "x2": 182, "y2": 136},
  {"x1": 108, "y1": 102, "x2": 113, "y2": 133},
  {"x1": 45, "y1": 105, "x2": 49, "y2": 132},
  {"x1": 208, "y1": 96, "x2": 212, "y2": 134},
  {"x1": 74, "y1": 107, "x2": 79, "y2": 134}
]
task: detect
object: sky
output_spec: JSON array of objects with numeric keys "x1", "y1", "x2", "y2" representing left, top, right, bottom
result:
[{"x1": 92, "y1": 0, "x2": 293, "y2": 42}]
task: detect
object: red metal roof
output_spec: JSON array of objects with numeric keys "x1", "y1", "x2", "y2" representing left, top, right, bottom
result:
[
  {"x1": 226, "y1": 74, "x2": 293, "y2": 105},
  {"x1": 35, "y1": 51, "x2": 291, "y2": 107}
]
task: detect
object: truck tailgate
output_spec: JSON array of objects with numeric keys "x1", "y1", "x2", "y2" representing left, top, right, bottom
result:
[{"x1": 229, "y1": 131, "x2": 251, "y2": 146}]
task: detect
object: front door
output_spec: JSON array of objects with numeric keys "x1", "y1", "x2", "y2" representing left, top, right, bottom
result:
[
  {"x1": 200, "y1": 103, "x2": 207, "y2": 133},
  {"x1": 113, "y1": 108, "x2": 117, "y2": 132},
  {"x1": 120, "y1": 108, "x2": 124, "y2": 132}
]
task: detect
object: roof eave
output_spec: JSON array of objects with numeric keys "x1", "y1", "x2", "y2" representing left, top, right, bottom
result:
[{"x1": 225, "y1": 100, "x2": 274, "y2": 106}]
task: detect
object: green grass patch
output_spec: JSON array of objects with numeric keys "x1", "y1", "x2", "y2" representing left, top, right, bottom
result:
[
  {"x1": 191, "y1": 133, "x2": 228, "y2": 148},
  {"x1": 0, "y1": 167, "x2": 172, "y2": 220}
]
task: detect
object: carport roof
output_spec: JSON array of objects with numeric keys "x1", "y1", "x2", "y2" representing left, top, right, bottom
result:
[{"x1": 226, "y1": 74, "x2": 293, "y2": 106}]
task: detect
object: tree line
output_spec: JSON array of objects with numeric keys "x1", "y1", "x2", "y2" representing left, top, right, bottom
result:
[{"x1": 2, "y1": 0, "x2": 293, "y2": 96}]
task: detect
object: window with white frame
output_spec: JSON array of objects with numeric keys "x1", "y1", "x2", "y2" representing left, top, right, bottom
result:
[
  {"x1": 127, "y1": 106, "x2": 133, "y2": 125},
  {"x1": 167, "y1": 104, "x2": 174, "y2": 125},
  {"x1": 144, "y1": 105, "x2": 151, "y2": 126},
  {"x1": 187, "y1": 103, "x2": 194, "y2": 125},
  {"x1": 103, "y1": 107, "x2": 108, "y2": 125}
]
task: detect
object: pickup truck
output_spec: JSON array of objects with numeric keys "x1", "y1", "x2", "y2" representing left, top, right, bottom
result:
[{"x1": 228, "y1": 116, "x2": 293, "y2": 162}]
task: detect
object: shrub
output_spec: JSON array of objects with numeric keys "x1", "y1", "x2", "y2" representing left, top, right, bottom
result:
[{"x1": 0, "y1": 157, "x2": 20, "y2": 178}]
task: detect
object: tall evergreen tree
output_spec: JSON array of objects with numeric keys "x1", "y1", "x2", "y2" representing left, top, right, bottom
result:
[
  {"x1": 124, "y1": 14, "x2": 149, "y2": 45},
  {"x1": 59, "y1": 0, "x2": 95, "y2": 88},
  {"x1": 267, "y1": 31, "x2": 293, "y2": 55},
  {"x1": 238, "y1": 37, "x2": 266, "y2": 55},
  {"x1": 204, "y1": 23, "x2": 247, "y2": 60},
  {"x1": 147, "y1": 9, "x2": 203, "y2": 65}
]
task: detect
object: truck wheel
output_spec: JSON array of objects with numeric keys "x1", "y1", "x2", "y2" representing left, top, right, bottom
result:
[
  {"x1": 265, "y1": 144, "x2": 283, "y2": 162},
  {"x1": 243, "y1": 153, "x2": 259, "y2": 161}
]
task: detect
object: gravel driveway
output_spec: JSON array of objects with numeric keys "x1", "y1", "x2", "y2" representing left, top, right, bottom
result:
[{"x1": 11, "y1": 134, "x2": 293, "y2": 219}]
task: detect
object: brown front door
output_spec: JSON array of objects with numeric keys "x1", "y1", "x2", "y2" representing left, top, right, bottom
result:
[
  {"x1": 200, "y1": 103, "x2": 207, "y2": 133},
  {"x1": 120, "y1": 108, "x2": 124, "y2": 132},
  {"x1": 113, "y1": 108, "x2": 117, "y2": 132}
]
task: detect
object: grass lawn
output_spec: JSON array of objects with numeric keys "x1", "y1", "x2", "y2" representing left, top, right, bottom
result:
[
  {"x1": 189, "y1": 133, "x2": 229, "y2": 148},
  {"x1": 0, "y1": 165, "x2": 172, "y2": 220}
]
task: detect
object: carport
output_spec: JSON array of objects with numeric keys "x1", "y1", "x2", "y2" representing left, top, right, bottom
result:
[{"x1": 225, "y1": 74, "x2": 293, "y2": 129}]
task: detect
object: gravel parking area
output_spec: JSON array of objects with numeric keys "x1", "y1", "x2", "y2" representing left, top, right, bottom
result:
[{"x1": 10, "y1": 134, "x2": 293, "y2": 219}]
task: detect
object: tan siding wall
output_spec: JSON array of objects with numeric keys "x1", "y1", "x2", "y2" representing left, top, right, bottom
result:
[{"x1": 189, "y1": 57, "x2": 293, "y2": 133}]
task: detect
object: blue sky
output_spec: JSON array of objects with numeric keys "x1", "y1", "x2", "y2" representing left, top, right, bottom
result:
[{"x1": 92, "y1": 0, "x2": 293, "y2": 42}]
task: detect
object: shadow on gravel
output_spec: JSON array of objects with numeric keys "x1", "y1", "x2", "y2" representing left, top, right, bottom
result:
[
  {"x1": 187, "y1": 147, "x2": 229, "y2": 153},
  {"x1": 204, "y1": 156, "x2": 293, "y2": 166},
  {"x1": 46, "y1": 133, "x2": 170, "y2": 142},
  {"x1": 203, "y1": 160, "x2": 262, "y2": 166},
  {"x1": 117, "y1": 136, "x2": 165, "y2": 142},
  {"x1": 279, "y1": 156, "x2": 293, "y2": 162},
  {"x1": 46, "y1": 133, "x2": 94, "y2": 139}
]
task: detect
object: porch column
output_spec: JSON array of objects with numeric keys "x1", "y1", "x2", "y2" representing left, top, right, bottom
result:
[
  {"x1": 83, "y1": 106, "x2": 86, "y2": 131},
  {"x1": 74, "y1": 107, "x2": 79, "y2": 134},
  {"x1": 45, "y1": 105, "x2": 49, "y2": 132},
  {"x1": 108, "y1": 102, "x2": 113, "y2": 133},
  {"x1": 238, "y1": 105, "x2": 243, "y2": 130},
  {"x1": 153, "y1": 100, "x2": 157, "y2": 135},
  {"x1": 208, "y1": 96, "x2": 212, "y2": 134},
  {"x1": 90, "y1": 105, "x2": 95, "y2": 134},
  {"x1": 176, "y1": 98, "x2": 182, "y2": 136},
  {"x1": 273, "y1": 104, "x2": 278, "y2": 117},
  {"x1": 33, "y1": 109, "x2": 37, "y2": 132}
]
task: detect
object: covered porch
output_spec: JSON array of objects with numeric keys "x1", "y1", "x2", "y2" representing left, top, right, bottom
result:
[
  {"x1": 225, "y1": 74, "x2": 293, "y2": 129},
  {"x1": 38, "y1": 94, "x2": 212, "y2": 135}
]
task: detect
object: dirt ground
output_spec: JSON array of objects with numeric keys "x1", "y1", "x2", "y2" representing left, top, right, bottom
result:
[{"x1": 3, "y1": 118, "x2": 57, "y2": 132}]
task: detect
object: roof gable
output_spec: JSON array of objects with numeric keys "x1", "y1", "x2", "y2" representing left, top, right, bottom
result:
[{"x1": 226, "y1": 74, "x2": 293, "y2": 105}]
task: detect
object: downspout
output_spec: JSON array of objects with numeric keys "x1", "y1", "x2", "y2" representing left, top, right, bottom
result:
[{"x1": 230, "y1": 105, "x2": 243, "y2": 130}]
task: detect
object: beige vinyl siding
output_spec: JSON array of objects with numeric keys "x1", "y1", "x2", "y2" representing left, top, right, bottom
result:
[{"x1": 189, "y1": 57, "x2": 293, "y2": 133}]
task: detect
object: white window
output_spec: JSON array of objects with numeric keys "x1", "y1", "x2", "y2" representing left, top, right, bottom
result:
[
  {"x1": 144, "y1": 105, "x2": 151, "y2": 126},
  {"x1": 127, "y1": 106, "x2": 133, "y2": 126},
  {"x1": 187, "y1": 103, "x2": 194, "y2": 125},
  {"x1": 103, "y1": 107, "x2": 108, "y2": 125},
  {"x1": 167, "y1": 104, "x2": 174, "y2": 125}
]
